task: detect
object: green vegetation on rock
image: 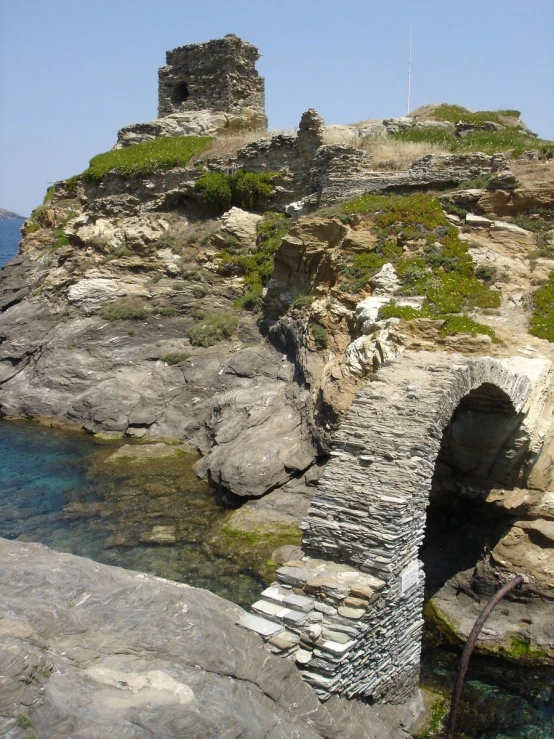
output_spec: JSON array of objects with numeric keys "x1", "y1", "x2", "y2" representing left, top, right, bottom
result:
[
  {"x1": 187, "y1": 311, "x2": 239, "y2": 346},
  {"x1": 378, "y1": 304, "x2": 422, "y2": 321},
  {"x1": 529, "y1": 271, "x2": 554, "y2": 341},
  {"x1": 161, "y1": 352, "x2": 190, "y2": 365},
  {"x1": 392, "y1": 124, "x2": 553, "y2": 158},
  {"x1": 430, "y1": 104, "x2": 522, "y2": 127},
  {"x1": 439, "y1": 315, "x2": 500, "y2": 342},
  {"x1": 338, "y1": 193, "x2": 500, "y2": 324},
  {"x1": 310, "y1": 323, "x2": 329, "y2": 349},
  {"x1": 82, "y1": 136, "x2": 213, "y2": 181},
  {"x1": 194, "y1": 169, "x2": 276, "y2": 213},
  {"x1": 212, "y1": 522, "x2": 302, "y2": 582},
  {"x1": 222, "y1": 211, "x2": 290, "y2": 311}
]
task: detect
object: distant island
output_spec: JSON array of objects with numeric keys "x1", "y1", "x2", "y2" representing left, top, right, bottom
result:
[{"x1": 0, "y1": 208, "x2": 25, "y2": 220}]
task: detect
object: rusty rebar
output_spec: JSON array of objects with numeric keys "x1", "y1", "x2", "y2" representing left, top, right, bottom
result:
[{"x1": 444, "y1": 574, "x2": 525, "y2": 739}]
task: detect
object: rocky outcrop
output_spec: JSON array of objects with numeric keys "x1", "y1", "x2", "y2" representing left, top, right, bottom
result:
[{"x1": 0, "y1": 538, "x2": 406, "y2": 739}]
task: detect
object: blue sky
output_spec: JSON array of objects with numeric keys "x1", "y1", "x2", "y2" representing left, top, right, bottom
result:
[{"x1": 1, "y1": 0, "x2": 553, "y2": 216}]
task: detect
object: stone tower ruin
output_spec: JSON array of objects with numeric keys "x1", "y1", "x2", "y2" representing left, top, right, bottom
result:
[{"x1": 157, "y1": 34, "x2": 266, "y2": 118}]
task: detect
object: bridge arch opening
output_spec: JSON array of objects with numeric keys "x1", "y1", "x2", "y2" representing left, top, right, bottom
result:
[{"x1": 420, "y1": 382, "x2": 527, "y2": 599}]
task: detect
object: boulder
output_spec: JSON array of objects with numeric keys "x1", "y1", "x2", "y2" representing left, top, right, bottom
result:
[
  {"x1": 219, "y1": 206, "x2": 262, "y2": 246},
  {"x1": 0, "y1": 539, "x2": 396, "y2": 739}
]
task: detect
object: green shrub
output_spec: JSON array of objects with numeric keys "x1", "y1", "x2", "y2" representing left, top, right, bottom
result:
[
  {"x1": 378, "y1": 304, "x2": 422, "y2": 320},
  {"x1": 457, "y1": 175, "x2": 490, "y2": 190},
  {"x1": 16, "y1": 714, "x2": 33, "y2": 729},
  {"x1": 187, "y1": 312, "x2": 239, "y2": 347},
  {"x1": 161, "y1": 352, "x2": 189, "y2": 365},
  {"x1": 423, "y1": 272, "x2": 501, "y2": 314},
  {"x1": 100, "y1": 299, "x2": 150, "y2": 321},
  {"x1": 24, "y1": 221, "x2": 40, "y2": 235},
  {"x1": 291, "y1": 295, "x2": 316, "y2": 309},
  {"x1": 340, "y1": 251, "x2": 386, "y2": 294},
  {"x1": 439, "y1": 315, "x2": 500, "y2": 342},
  {"x1": 192, "y1": 285, "x2": 208, "y2": 299},
  {"x1": 234, "y1": 284, "x2": 263, "y2": 311},
  {"x1": 82, "y1": 136, "x2": 213, "y2": 181},
  {"x1": 475, "y1": 264, "x2": 497, "y2": 281},
  {"x1": 510, "y1": 208, "x2": 554, "y2": 234},
  {"x1": 43, "y1": 185, "x2": 55, "y2": 204},
  {"x1": 529, "y1": 272, "x2": 554, "y2": 341},
  {"x1": 310, "y1": 323, "x2": 328, "y2": 349},
  {"x1": 153, "y1": 305, "x2": 179, "y2": 317},
  {"x1": 194, "y1": 169, "x2": 276, "y2": 214}
]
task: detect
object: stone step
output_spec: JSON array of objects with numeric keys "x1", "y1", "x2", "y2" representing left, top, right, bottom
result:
[
  {"x1": 236, "y1": 613, "x2": 284, "y2": 639},
  {"x1": 261, "y1": 586, "x2": 315, "y2": 612},
  {"x1": 251, "y1": 599, "x2": 308, "y2": 627}
]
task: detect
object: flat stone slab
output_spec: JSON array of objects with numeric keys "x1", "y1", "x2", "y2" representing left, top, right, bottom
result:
[
  {"x1": 282, "y1": 593, "x2": 315, "y2": 612},
  {"x1": 106, "y1": 443, "x2": 192, "y2": 463},
  {"x1": 236, "y1": 614, "x2": 283, "y2": 638}
]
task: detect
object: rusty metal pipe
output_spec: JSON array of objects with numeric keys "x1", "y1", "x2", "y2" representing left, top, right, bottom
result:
[{"x1": 444, "y1": 574, "x2": 525, "y2": 739}]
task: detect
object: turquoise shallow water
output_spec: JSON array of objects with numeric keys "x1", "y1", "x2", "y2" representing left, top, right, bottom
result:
[
  {"x1": 0, "y1": 421, "x2": 552, "y2": 737},
  {"x1": 0, "y1": 420, "x2": 263, "y2": 608}
]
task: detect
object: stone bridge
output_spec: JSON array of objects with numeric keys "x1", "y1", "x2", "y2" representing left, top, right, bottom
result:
[{"x1": 238, "y1": 351, "x2": 552, "y2": 703}]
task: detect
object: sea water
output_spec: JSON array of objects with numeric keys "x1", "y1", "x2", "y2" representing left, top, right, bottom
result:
[{"x1": 0, "y1": 218, "x2": 24, "y2": 267}]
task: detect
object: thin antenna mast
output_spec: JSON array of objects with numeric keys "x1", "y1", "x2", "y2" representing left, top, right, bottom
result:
[{"x1": 407, "y1": 24, "x2": 413, "y2": 115}]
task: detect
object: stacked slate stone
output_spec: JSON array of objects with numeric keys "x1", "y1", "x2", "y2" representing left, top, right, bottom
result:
[{"x1": 237, "y1": 556, "x2": 386, "y2": 700}]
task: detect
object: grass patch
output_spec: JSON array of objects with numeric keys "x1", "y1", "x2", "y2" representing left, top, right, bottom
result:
[
  {"x1": 234, "y1": 283, "x2": 263, "y2": 311},
  {"x1": 378, "y1": 303, "x2": 422, "y2": 320},
  {"x1": 310, "y1": 323, "x2": 328, "y2": 349},
  {"x1": 529, "y1": 271, "x2": 554, "y2": 341},
  {"x1": 291, "y1": 294, "x2": 316, "y2": 309},
  {"x1": 194, "y1": 169, "x2": 277, "y2": 214},
  {"x1": 187, "y1": 311, "x2": 239, "y2": 346},
  {"x1": 430, "y1": 104, "x2": 522, "y2": 127},
  {"x1": 82, "y1": 136, "x2": 213, "y2": 181},
  {"x1": 439, "y1": 315, "x2": 500, "y2": 342},
  {"x1": 16, "y1": 714, "x2": 33, "y2": 729},
  {"x1": 391, "y1": 126, "x2": 552, "y2": 158},
  {"x1": 161, "y1": 352, "x2": 190, "y2": 365},
  {"x1": 100, "y1": 298, "x2": 150, "y2": 321}
]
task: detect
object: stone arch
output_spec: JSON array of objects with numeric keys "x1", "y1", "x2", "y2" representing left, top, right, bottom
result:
[{"x1": 299, "y1": 351, "x2": 551, "y2": 702}]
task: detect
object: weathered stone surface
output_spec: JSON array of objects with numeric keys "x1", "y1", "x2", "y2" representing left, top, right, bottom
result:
[
  {"x1": 158, "y1": 35, "x2": 265, "y2": 117},
  {"x1": 219, "y1": 206, "x2": 262, "y2": 245},
  {"x1": 0, "y1": 539, "x2": 397, "y2": 739}
]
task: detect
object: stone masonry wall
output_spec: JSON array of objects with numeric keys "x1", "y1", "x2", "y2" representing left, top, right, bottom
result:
[
  {"x1": 158, "y1": 35, "x2": 265, "y2": 117},
  {"x1": 238, "y1": 352, "x2": 552, "y2": 703}
]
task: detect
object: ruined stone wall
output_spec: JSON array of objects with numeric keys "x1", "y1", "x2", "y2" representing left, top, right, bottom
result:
[
  {"x1": 239, "y1": 352, "x2": 552, "y2": 703},
  {"x1": 158, "y1": 35, "x2": 265, "y2": 117}
]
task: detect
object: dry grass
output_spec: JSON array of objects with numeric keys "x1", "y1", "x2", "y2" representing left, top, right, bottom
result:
[
  {"x1": 192, "y1": 130, "x2": 271, "y2": 162},
  {"x1": 322, "y1": 125, "x2": 448, "y2": 170},
  {"x1": 361, "y1": 138, "x2": 448, "y2": 170}
]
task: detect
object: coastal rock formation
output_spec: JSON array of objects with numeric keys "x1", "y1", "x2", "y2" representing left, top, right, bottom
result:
[{"x1": 0, "y1": 538, "x2": 406, "y2": 739}]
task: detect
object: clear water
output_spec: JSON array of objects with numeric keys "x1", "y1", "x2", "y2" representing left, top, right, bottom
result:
[
  {"x1": 421, "y1": 639, "x2": 554, "y2": 738},
  {"x1": 0, "y1": 218, "x2": 24, "y2": 267},
  {"x1": 0, "y1": 420, "x2": 263, "y2": 608}
]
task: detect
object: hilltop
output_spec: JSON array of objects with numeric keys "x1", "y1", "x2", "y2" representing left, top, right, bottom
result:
[{"x1": 0, "y1": 207, "x2": 24, "y2": 220}]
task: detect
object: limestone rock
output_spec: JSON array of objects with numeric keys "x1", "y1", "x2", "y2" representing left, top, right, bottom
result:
[
  {"x1": 219, "y1": 206, "x2": 262, "y2": 245},
  {"x1": 371, "y1": 263, "x2": 401, "y2": 296}
]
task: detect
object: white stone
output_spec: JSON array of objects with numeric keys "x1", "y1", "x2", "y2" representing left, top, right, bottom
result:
[
  {"x1": 220, "y1": 207, "x2": 262, "y2": 245},
  {"x1": 236, "y1": 614, "x2": 283, "y2": 637},
  {"x1": 466, "y1": 213, "x2": 493, "y2": 227},
  {"x1": 371, "y1": 263, "x2": 401, "y2": 296}
]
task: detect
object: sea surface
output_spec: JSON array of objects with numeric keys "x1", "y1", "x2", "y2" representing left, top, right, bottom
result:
[{"x1": 0, "y1": 217, "x2": 24, "y2": 267}]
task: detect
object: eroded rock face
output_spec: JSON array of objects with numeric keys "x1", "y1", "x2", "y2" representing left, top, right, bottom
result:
[{"x1": 0, "y1": 539, "x2": 400, "y2": 739}]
